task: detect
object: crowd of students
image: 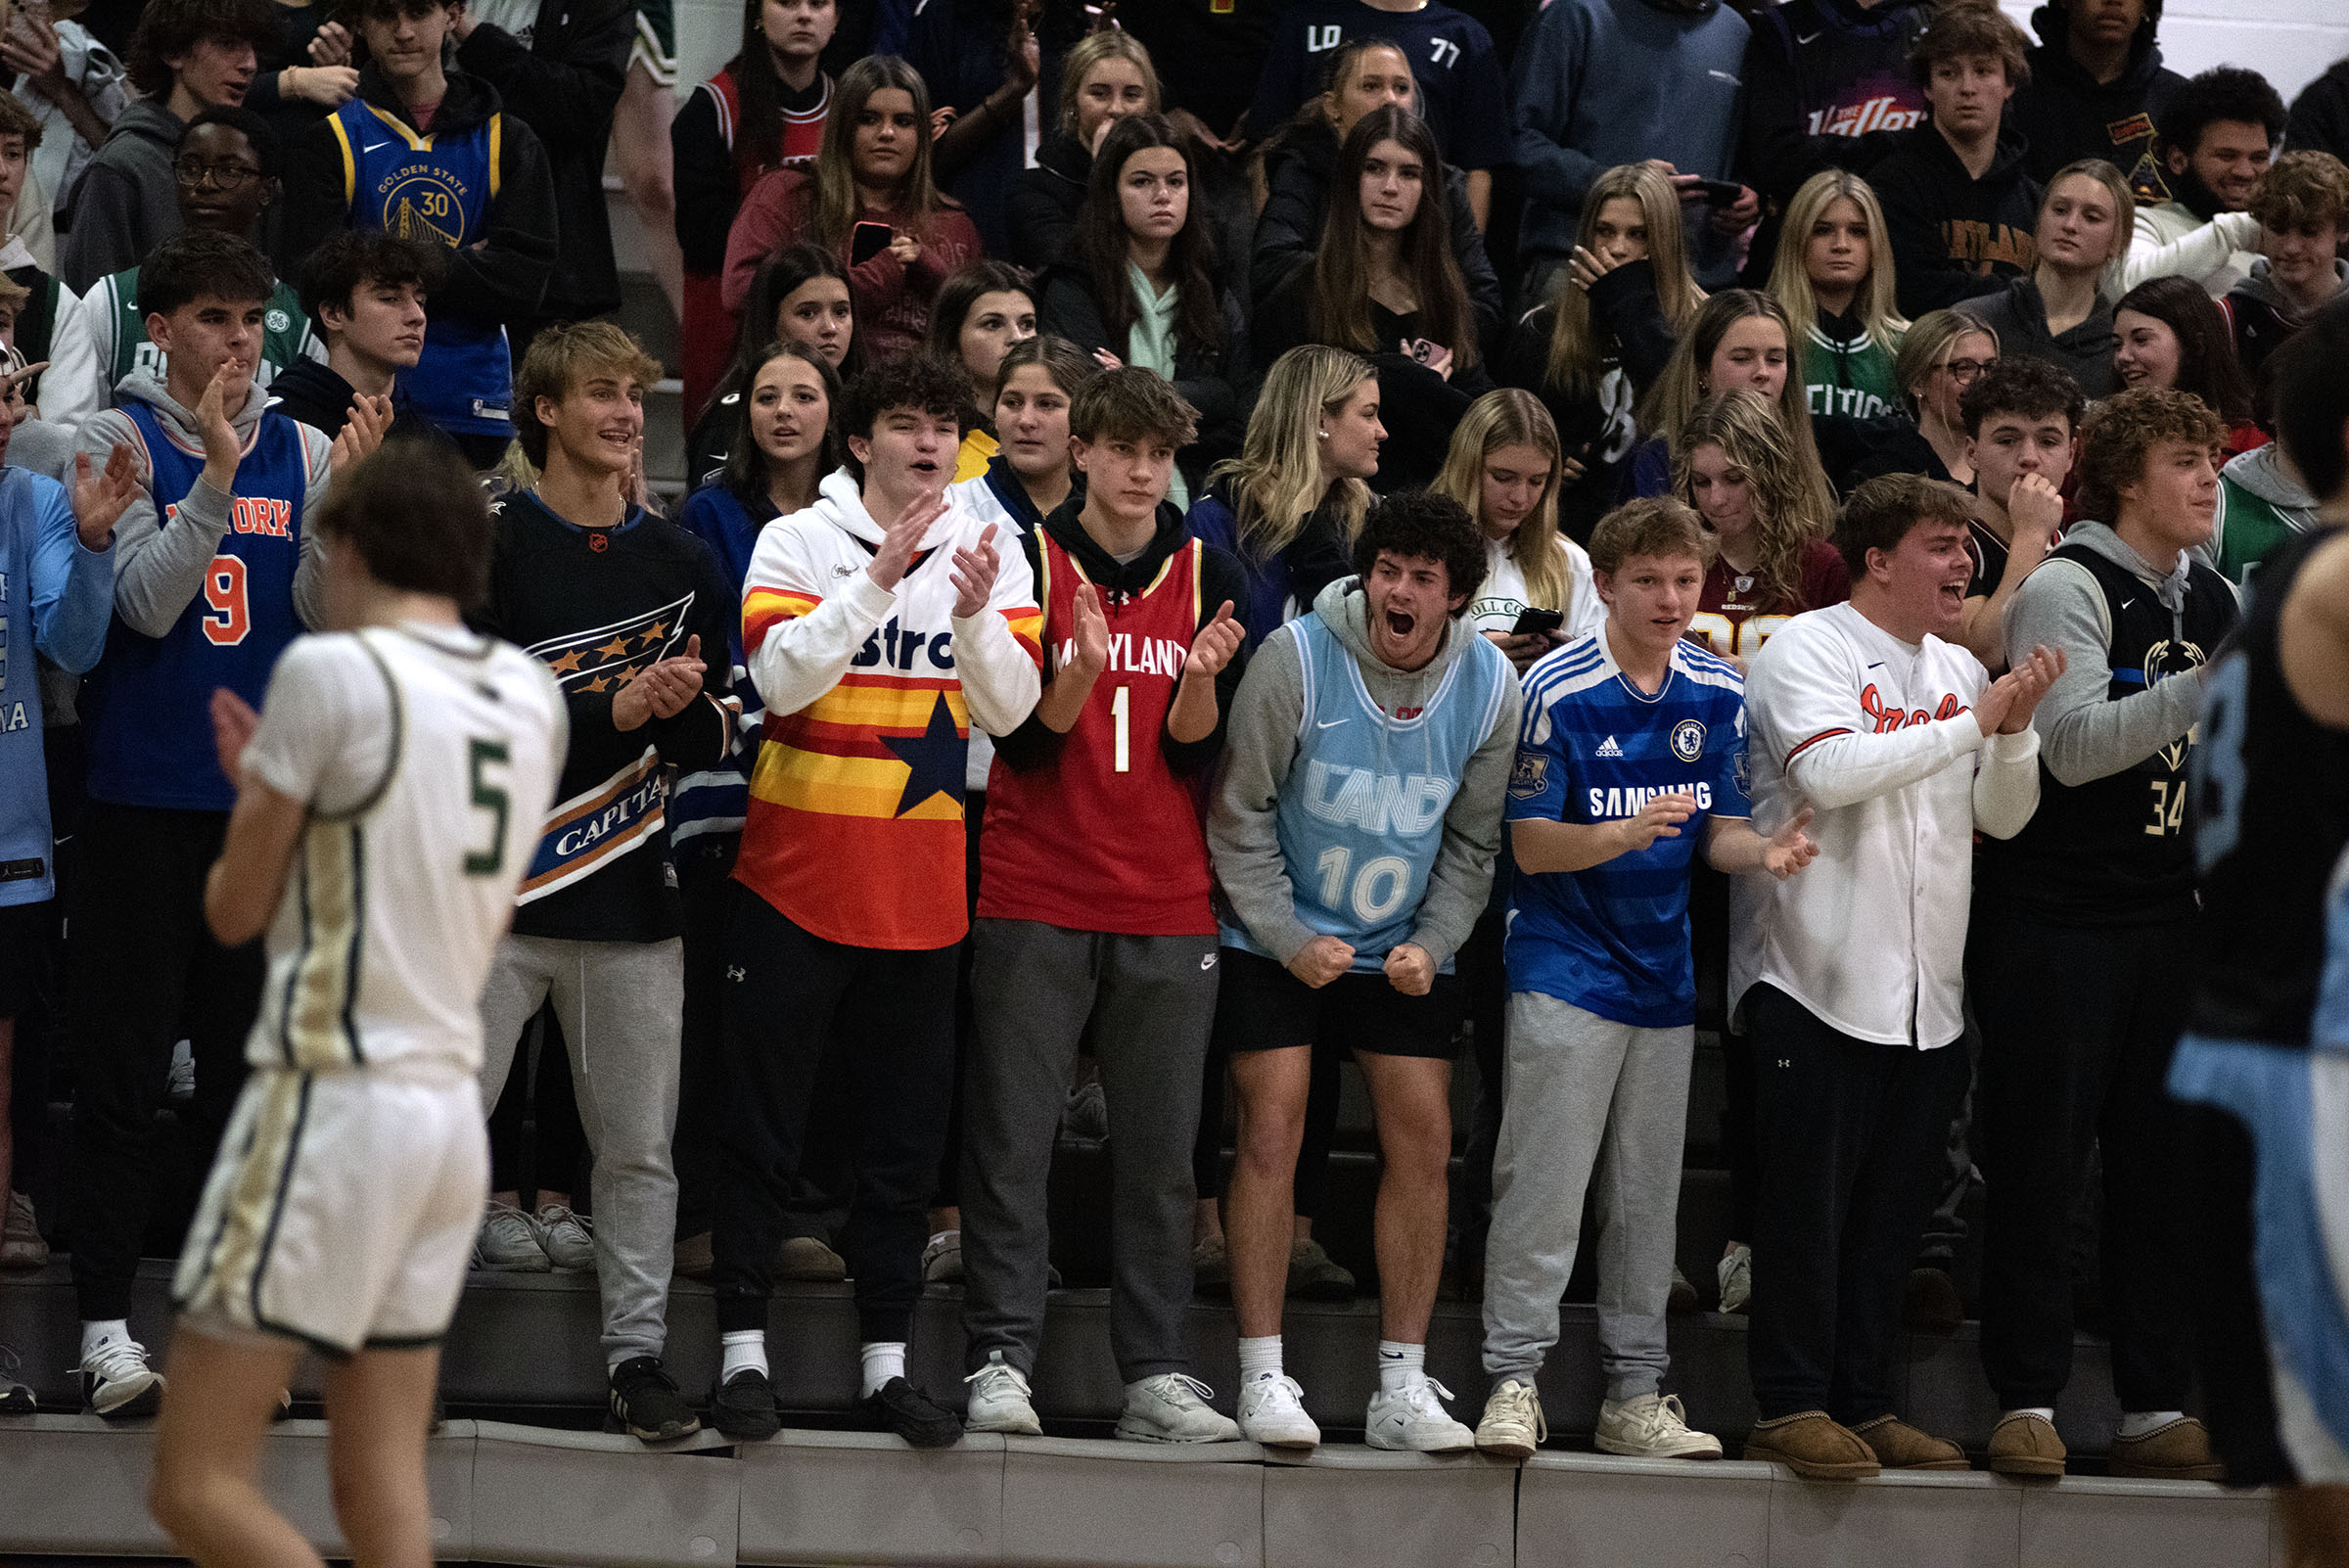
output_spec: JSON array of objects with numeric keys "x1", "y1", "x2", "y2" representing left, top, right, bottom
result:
[{"x1": 1, "y1": 0, "x2": 2348, "y2": 1526}]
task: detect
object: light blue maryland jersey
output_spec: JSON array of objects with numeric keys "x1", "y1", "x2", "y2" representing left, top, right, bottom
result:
[
  {"x1": 1505, "y1": 631, "x2": 1751, "y2": 1028},
  {"x1": 329, "y1": 100, "x2": 513, "y2": 438},
  {"x1": 1222, "y1": 612, "x2": 1514, "y2": 972}
]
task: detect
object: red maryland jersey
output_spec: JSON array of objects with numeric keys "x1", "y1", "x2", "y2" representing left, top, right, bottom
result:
[{"x1": 981, "y1": 530, "x2": 1217, "y2": 936}]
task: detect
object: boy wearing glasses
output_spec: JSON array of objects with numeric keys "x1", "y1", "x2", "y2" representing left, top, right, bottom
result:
[{"x1": 46, "y1": 108, "x2": 321, "y2": 430}]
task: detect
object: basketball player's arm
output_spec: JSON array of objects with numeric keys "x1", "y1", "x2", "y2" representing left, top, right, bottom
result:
[
  {"x1": 206, "y1": 766, "x2": 306, "y2": 948},
  {"x1": 1205, "y1": 626, "x2": 1318, "y2": 963},
  {"x1": 1407, "y1": 674, "x2": 1525, "y2": 972},
  {"x1": 2004, "y1": 555, "x2": 2209, "y2": 787},
  {"x1": 2279, "y1": 529, "x2": 2349, "y2": 730}
]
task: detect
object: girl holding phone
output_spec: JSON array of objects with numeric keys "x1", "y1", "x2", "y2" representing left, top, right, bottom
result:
[
  {"x1": 721, "y1": 55, "x2": 983, "y2": 360},
  {"x1": 1430, "y1": 389, "x2": 1603, "y2": 676}
]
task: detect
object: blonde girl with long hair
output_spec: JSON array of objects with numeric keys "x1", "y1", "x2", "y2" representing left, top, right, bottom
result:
[
  {"x1": 1672, "y1": 391, "x2": 1851, "y2": 669},
  {"x1": 1768, "y1": 170, "x2": 1909, "y2": 421},
  {"x1": 1499, "y1": 161, "x2": 1702, "y2": 536},
  {"x1": 1006, "y1": 29, "x2": 1162, "y2": 271},
  {"x1": 1631, "y1": 291, "x2": 1836, "y2": 527},
  {"x1": 1959, "y1": 158, "x2": 2132, "y2": 399},
  {"x1": 1431, "y1": 389, "x2": 1604, "y2": 674},
  {"x1": 1186, "y1": 345, "x2": 1384, "y2": 646},
  {"x1": 722, "y1": 55, "x2": 984, "y2": 359}
]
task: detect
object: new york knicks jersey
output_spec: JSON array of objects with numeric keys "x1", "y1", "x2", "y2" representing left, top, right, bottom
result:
[
  {"x1": 243, "y1": 624, "x2": 564, "y2": 1073},
  {"x1": 1222, "y1": 613, "x2": 1512, "y2": 970},
  {"x1": 80, "y1": 401, "x2": 315, "y2": 812},
  {"x1": 329, "y1": 100, "x2": 513, "y2": 438}
]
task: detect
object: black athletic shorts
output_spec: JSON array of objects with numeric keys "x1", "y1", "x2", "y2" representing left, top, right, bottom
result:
[{"x1": 1211, "y1": 945, "x2": 1462, "y2": 1061}]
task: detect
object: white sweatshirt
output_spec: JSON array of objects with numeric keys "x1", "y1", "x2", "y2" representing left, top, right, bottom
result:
[
  {"x1": 2118, "y1": 203, "x2": 2262, "y2": 299},
  {"x1": 1739, "y1": 601, "x2": 2041, "y2": 1048}
]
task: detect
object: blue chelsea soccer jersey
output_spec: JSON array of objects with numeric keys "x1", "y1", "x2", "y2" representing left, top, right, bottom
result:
[
  {"x1": 1221, "y1": 610, "x2": 1513, "y2": 972},
  {"x1": 1505, "y1": 631, "x2": 1751, "y2": 1028},
  {"x1": 329, "y1": 101, "x2": 514, "y2": 438}
]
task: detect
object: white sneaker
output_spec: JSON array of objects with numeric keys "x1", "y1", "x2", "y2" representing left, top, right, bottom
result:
[
  {"x1": 81, "y1": 1336, "x2": 164, "y2": 1420},
  {"x1": 1474, "y1": 1378, "x2": 1545, "y2": 1458},
  {"x1": 1595, "y1": 1393, "x2": 1723, "y2": 1459},
  {"x1": 1365, "y1": 1377, "x2": 1476, "y2": 1453},
  {"x1": 1118, "y1": 1373, "x2": 1241, "y2": 1443},
  {"x1": 1, "y1": 1191, "x2": 48, "y2": 1269},
  {"x1": 532, "y1": 1204, "x2": 595, "y2": 1271},
  {"x1": 1236, "y1": 1373, "x2": 1319, "y2": 1448},
  {"x1": 474, "y1": 1202, "x2": 550, "y2": 1270},
  {"x1": 1718, "y1": 1244, "x2": 1751, "y2": 1314},
  {"x1": 961, "y1": 1351, "x2": 1041, "y2": 1435}
]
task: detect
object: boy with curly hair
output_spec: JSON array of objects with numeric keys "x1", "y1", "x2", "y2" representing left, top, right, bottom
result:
[{"x1": 2222, "y1": 149, "x2": 2349, "y2": 375}]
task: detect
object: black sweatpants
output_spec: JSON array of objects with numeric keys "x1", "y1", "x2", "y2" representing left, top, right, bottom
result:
[
  {"x1": 1972, "y1": 902, "x2": 2195, "y2": 1411},
  {"x1": 713, "y1": 892, "x2": 957, "y2": 1342},
  {"x1": 65, "y1": 803, "x2": 260, "y2": 1321},
  {"x1": 1747, "y1": 984, "x2": 1970, "y2": 1424}
]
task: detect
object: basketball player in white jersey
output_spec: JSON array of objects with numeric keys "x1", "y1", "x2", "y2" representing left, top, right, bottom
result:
[{"x1": 146, "y1": 437, "x2": 566, "y2": 1568}]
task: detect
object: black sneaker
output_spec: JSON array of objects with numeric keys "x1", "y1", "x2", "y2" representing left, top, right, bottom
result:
[
  {"x1": 712, "y1": 1367, "x2": 781, "y2": 1443},
  {"x1": 854, "y1": 1376, "x2": 963, "y2": 1448},
  {"x1": 609, "y1": 1356, "x2": 702, "y2": 1443}
]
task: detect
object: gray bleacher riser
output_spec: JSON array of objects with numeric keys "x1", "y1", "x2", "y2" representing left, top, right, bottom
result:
[
  {"x1": 0, "y1": 1260, "x2": 2126, "y2": 1455},
  {"x1": 0, "y1": 1414, "x2": 2284, "y2": 1568}
]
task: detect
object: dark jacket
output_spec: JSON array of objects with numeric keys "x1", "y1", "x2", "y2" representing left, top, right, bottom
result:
[
  {"x1": 2008, "y1": 5, "x2": 2183, "y2": 191},
  {"x1": 993, "y1": 495, "x2": 1250, "y2": 774},
  {"x1": 1957, "y1": 274, "x2": 2118, "y2": 399},
  {"x1": 454, "y1": 0, "x2": 633, "y2": 321},
  {"x1": 1736, "y1": 0, "x2": 1930, "y2": 204},
  {"x1": 1182, "y1": 478, "x2": 1358, "y2": 650},
  {"x1": 1036, "y1": 257, "x2": 1253, "y2": 491},
  {"x1": 1870, "y1": 120, "x2": 2042, "y2": 317},
  {"x1": 283, "y1": 68, "x2": 560, "y2": 339},
  {"x1": 2287, "y1": 56, "x2": 2349, "y2": 163},
  {"x1": 1005, "y1": 131, "x2": 1089, "y2": 273},
  {"x1": 263, "y1": 356, "x2": 455, "y2": 450},
  {"x1": 1497, "y1": 260, "x2": 1678, "y2": 539},
  {"x1": 1252, "y1": 118, "x2": 1502, "y2": 358},
  {"x1": 59, "y1": 97, "x2": 183, "y2": 292}
]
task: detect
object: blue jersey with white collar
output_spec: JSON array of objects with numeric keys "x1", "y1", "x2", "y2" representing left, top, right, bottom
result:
[
  {"x1": 1221, "y1": 610, "x2": 1514, "y2": 971},
  {"x1": 1506, "y1": 630, "x2": 1751, "y2": 1027}
]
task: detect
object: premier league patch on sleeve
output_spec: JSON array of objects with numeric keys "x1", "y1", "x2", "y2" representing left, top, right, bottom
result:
[
  {"x1": 1733, "y1": 749, "x2": 1752, "y2": 795},
  {"x1": 1509, "y1": 751, "x2": 1549, "y2": 800}
]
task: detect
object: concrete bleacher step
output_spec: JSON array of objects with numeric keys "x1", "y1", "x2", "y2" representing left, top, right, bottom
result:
[
  {"x1": 0, "y1": 1257, "x2": 2119, "y2": 1456},
  {"x1": 0, "y1": 1412, "x2": 2281, "y2": 1568}
]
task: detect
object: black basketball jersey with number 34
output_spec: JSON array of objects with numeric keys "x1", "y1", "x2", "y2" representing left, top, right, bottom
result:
[
  {"x1": 2188, "y1": 526, "x2": 2349, "y2": 1046},
  {"x1": 1975, "y1": 541, "x2": 2237, "y2": 924}
]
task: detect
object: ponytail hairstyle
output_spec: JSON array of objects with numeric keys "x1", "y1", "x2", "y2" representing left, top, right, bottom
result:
[
  {"x1": 1430, "y1": 388, "x2": 1570, "y2": 612},
  {"x1": 1208, "y1": 344, "x2": 1376, "y2": 562},
  {"x1": 1768, "y1": 168, "x2": 1908, "y2": 362},
  {"x1": 1542, "y1": 161, "x2": 1702, "y2": 397},
  {"x1": 1639, "y1": 289, "x2": 1833, "y2": 523},
  {"x1": 1310, "y1": 106, "x2": 1477, "y2": 369},
  {"x1": 1671, "y1": 389, "x2": 1834, "y2": 612},
  {"x1": 811, "y1": 56, "x2": 943, "y2": 252},
  {"x1": 717, "y1": 341, "x2": 845, "y2": 500},
  {"x1": 1075, "y1": 113, "x2": 1223, "y2": 354}
]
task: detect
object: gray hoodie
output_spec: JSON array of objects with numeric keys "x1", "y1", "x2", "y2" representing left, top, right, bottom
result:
[
  {"x1": 2002, "y1": 521, "x2": 2207, "y2": 788},
  {"x1": 1209, "y1": 576, "x2": 1523, "y2": 970},
  {"x1": 59, "y1": 97, "x2": 185, "y2": 293},
  {"x1": 78, "y1": 366, "x2": 330, "y2": 639}
]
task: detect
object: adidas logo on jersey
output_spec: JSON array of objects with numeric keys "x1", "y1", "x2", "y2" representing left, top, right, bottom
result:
[{"x1": 1595, "y1": 736, "x2": 1624, "y2": 759}]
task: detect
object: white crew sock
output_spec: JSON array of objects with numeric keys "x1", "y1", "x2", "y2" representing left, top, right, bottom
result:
[
  {"x1": 859, "y1": 1341, "x2": 907, "y2": 1397},
  {"x1": 2007, "y1": 1406, "x2": 2056, "y2": 1422},
  {"x1": 81, "y1": 1319, "x2": 132, "y2": 1360},
  {"x1": 721, "y1": 1330, "x2": 768, "y2": 1383},
  {"x1": 2119, "y1": 1408, "x2": 2187, "y2": 1439},
  {"x1": 1377, "y1": 1340, "x2": 1424, "y2": 1397},
  {"x1": 1237, "y1": 1335, "x2": 1283, "y2": 1384}
]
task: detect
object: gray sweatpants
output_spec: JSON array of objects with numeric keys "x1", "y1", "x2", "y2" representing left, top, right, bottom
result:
[
  {"x1": 960, "y1": 918, "x2": 1217, "y2": 1382},
  {"x1": 481, "y1": 934, "x2": 683, "y2": 1367},
  {"x1": 1482, "y1": 991, "x2": 1692, "y2": 1403}
]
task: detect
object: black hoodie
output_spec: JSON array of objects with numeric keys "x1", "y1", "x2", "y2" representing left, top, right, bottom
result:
[
  {"x1": 2287, "y1": 56, "x2": 2349, "y2": 163},
  {"x1": 2007, "y1": 2, "x2": 2184, "y2": 191},
  {"x1": 1005, "y1": 133, "x2": 1091, "y2": 274},
  {"x1": 991, "y1": 495, "x2": 1251, "y2": 775},
  {"x1": 282, "y1": 68, "x2": 560, "y2": 338},
  {"x1": 1870, "y1": 120, "x2": 2042, "y2": 317},
  {"x1": 1736, "y1": 0, "x2": 1931, "y2": 205}
]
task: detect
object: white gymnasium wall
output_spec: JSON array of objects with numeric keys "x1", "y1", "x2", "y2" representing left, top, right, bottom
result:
[
  {"x1": 1999, "y1": 0, "x2": 2344, "y2": 112},
  {"x1": 658, "y1": 2, "x2": 2349, "y2": 122}
]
